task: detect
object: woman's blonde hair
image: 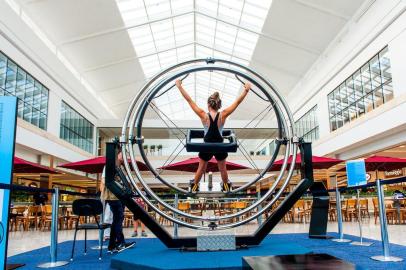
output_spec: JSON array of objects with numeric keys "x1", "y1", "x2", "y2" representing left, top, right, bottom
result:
[{"x1": 208, "y1": 91, "x2": 222, "y2": 110}]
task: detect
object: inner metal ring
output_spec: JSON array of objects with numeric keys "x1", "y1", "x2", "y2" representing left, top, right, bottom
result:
[
  {"x1": 128, "y1": 66, "x2": 293, "y2": 221},
  {"x1": 135, "y1": 66, "x2": 284, "y2": 195}
]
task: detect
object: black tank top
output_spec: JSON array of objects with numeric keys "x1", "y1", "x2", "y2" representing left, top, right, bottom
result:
[{"x1": 204, "y1": 113, "x2": 223, "y2": 143}]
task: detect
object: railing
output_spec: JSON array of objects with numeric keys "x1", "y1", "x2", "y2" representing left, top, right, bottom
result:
[{"x1": 0, "y1": 183, "x2": 97, "y2": 268}]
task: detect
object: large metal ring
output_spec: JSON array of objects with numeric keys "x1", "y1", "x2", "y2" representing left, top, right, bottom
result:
[{"x1": 121, "y1": 58, "x2": 297, "y2": 229}]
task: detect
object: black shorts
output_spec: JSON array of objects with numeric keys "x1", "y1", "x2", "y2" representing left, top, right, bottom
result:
[{"x1": 198, "y1": 152, "x2": 228, "y2": 161}]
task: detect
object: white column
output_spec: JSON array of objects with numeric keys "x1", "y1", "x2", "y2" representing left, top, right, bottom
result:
[
  {"x1": 46, "y1": 91, "x2": 61, "y2": 137},
  {"x1": 389, "y1": 28, "x2": 406, "y2": 97},
  {"x1": 317, "y1": 95, "x2": 330, "y2": 138}
]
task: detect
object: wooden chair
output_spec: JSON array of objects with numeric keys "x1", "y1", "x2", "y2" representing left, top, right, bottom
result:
[
  {"x1": 344, "y1": 199, "x2": 357, "y2": 221},
  {"x1": 158, "y1": 204, "x2": 173, "y2": 226},
  {"x1": 177, "y1": 201, "x2": 191, "y2": 222},
  {"x1": 385, "y1": 200, "x2": 396, "y2": 224},
  {"x1": 9, "y1": 206, "x2": 26, "y2": 231},
  {"x1": 400, "y1": 207, "x2": 406, "y2": 224},
  {"x1": 359, "y1": 198, "x2": 370, "y2": 218},
  {"x1": 65, "y1": 207, "x2": 79, "y2": 230},
  {"x1": 232, "y1": 201, "x2": 248, "y2": 222},
  {"x1": 215, "y1": 201, "x2": 234, "y2": 225},
  {"x1": 293, "y1": 200, "x2": 309, "y2": 223},
  {"x1": 372, "y1": 197, "x2": 379, "y2": 224},
  {"x1": 123, "y1": 209, "x2": 133, "y2": 228},
  {"x1": 372, "y1": 197, "x2": 396, "y2": 224},
  {"x1": 189, "y1": 202, "x2": 203, "y2": 217},
  {"x1": 328, "y1": 201, "x2": 337, "y2": 221},
  {"x1": 39, "y1": 205, "x2": 53, "y2": 231},
  {"x1": 16, "y1": 205, "x2": 40, "y2": 231}
]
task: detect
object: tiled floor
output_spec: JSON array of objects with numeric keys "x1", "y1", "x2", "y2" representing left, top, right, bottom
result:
[{"x1": 7, "y1": 218, "x2": 406, "y2": 257}]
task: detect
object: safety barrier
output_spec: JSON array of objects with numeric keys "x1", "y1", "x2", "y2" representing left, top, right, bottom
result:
[
  {"x1": 0, "y1": 183, "x2": 97, "y2": 268},
  {"x1": 329, "y1": 176, "x2": 406, "y2": 262}
]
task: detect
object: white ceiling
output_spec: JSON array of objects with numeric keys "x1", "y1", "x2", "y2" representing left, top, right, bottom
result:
[{"x1": 14, "y1": 0, "x2": 366, "y2": 122}]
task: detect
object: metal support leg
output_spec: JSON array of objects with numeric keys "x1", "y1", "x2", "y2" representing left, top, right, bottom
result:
[
  {"x1": 173, "y1": 194, "x2": 178, "y2": 238},
  {"x1": 350, "y1": 189, "x2": 372, "y2": 246},
  {"x1": 84, "y1": 229, "x2": 87, "y2": 255},
  {"x1": 332, "y1": 182, "x2": 351, "y2": 243},
  {"x1": 371, "y1": 180, "x2": 403, "y2": 262},
  {"x1": 257, "y1": 191, "x2": 262, "y2": 225},
  {"x1": 38, "y1": 188, "x2": 69, "y2": 268},
  {"x1": 91, "y1": 210, "x2": 107, "y2": 250}
]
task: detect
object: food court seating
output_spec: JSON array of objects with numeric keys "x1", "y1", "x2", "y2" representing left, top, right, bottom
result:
[
  {"x1": 16, "y1": 205, "x2": 40, "y2": 231},
  {"x1": 359, "y1": 198, "x2": 370, "y2": 218},
  {"x1": 343, "y1": 199, "x2": 358, "y2": 221},
  {"x1": 372, "y1": 197, "x2": 396, "y2": 224}
]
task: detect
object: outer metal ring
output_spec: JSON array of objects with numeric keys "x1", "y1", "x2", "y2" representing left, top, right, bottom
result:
[{"x1": 121, "y1": 58, "x2": 297, "y2": 228}]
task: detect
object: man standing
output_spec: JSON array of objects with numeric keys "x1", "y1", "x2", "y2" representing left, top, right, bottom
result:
[{"x1": 101, "y1": 150, "x2": 135, "y2": 253}]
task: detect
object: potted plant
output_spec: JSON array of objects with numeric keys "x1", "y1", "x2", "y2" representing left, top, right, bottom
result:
[
  {"x1": 150, "y1": 145, "x2": 156, "y2": 155},
  {"x1": 157, "y1": 144, "x2": 163, "y2": 155}
]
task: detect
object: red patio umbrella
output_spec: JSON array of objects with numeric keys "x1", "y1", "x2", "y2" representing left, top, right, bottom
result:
[
  {"x1": 59, "y1": 156, "x2": 149, "y2": 174},
  {"x1": 158, "y1": 157, "x2": 250, "y2": 172},
  {"x1": 338, "y1": 155, "x2": 406, "y2": 172},
  {"x1": 13, "y1": 157, "x2": 59, "y2": 174},
  {"x1": 269, "y1": 154, "x2": 343, "y2": 171}
]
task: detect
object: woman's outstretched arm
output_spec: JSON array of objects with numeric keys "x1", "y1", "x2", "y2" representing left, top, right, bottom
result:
[
  {"x1": 222, "y1": 82, "x2": 250, "y2": 118},
  {"x1": 176, "y1": 79, "x2": 206, "y2": 119}
]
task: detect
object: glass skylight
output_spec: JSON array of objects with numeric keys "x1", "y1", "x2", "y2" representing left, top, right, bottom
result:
[{"x1": 115, "y1": 0, "x2": 272, "y2": 119}]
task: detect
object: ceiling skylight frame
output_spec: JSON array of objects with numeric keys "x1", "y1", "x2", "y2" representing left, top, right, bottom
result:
[{"x1": 115, "y1": 0, "x2": 272, "y2": 120}]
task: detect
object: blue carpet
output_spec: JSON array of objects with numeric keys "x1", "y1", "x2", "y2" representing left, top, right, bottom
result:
[
  {"x1": 6, "y1": 233, "x2": 406, "y2": 270},
  {"x1": 111, "y1": 237, "x2": 310, "y2": 270}
]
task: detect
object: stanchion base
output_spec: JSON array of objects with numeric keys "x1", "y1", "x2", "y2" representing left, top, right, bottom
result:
[
  {"x1": 370, "y1": 255, "x2": 403, "y2": 262},
  {"x1": 37, "y1": 261, "x2": 70, "y2": 268},
  {"x1": 350, "y1": 241, "x2": 373, "y2": 246},
  {"x1": 91, "y1": 245, "x2": 108, "y2": 250},
  {"x1": 331, "y1": 238, "x2": 351, "y2": 243},
  {"x1": 6, "y1": 263, "x2": 25, "y2": 270}
]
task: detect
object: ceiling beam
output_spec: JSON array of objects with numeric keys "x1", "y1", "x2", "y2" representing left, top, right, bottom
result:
[
  {"x1": 57, "y1": 10, "x2": 195, "y2": 47},
  {"x1": 195, "y1": 11, "x2": 321, "y2": 56},
  {"x1": 79, "y1": 39, "x2": 302, "y2": 79},
  {"x1": 97, "y1": 80, "x2": 145, "y2": 93},
  {"x1": 81, "y1": 42, "x2": 195, "y2": 74},
  {"x1": 294, "y1": 0, "x2": 350, "y2": 21},
  {"x1": 57, "y1": 10, "x2": 320, "y2": 56}
]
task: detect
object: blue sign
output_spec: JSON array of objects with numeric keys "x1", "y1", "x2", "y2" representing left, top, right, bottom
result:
[
  {"x1": 346, "y1": 160, "x2": 367, "y2": 187},
  {"x1": 0, "y1": 96, "x2": 17, "y2": 268}
]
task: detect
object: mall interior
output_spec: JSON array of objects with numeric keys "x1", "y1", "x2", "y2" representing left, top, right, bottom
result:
[{"x1": 1, "y1": 0, "x2": 406, "y2": 269}]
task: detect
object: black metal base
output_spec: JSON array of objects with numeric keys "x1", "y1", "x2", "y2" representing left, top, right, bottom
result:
[
  {"x1": 309, "y1": 235, "x2": 334, "y2": 239},
  {"x1": 6, "y1": 264, "x2": 25, "y2": 270},
  {"x1": 242, "y1": 253, "x2": 362, "y2": 270},
  {"x1": 105, "y1": 141, "x2": 316, "y2": 249}
]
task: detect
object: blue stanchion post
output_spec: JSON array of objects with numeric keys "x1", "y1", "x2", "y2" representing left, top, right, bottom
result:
[
  {"x1": 38, "y1": 188, "x2": 69, "y2": 268},
  {"x1": 257, "y1": 188, "x2": 262, "y2": 225},
  {"x1": 350, "y1": 189, "x2": 372, "y2": 246},
  {"x1": 332, "y1": 176, "x2": 351, "y2": 243},
  {"x1": 174, "y1": 193, "x2": 178, "y2": 238},
  {"x1": 371, "y1": 179, "x2": 403, "y2": 262},
  {"x1": 91, "y1": 207, "x2": 107, "y2": 250}
]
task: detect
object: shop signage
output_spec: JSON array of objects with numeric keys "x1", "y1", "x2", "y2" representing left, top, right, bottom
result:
[
  {"x1": 346, "y1": 160, "x2": 367, "y2": 187},
  {"x1": 0, "y1": 96, "x2": 18, "y2": 268},
  {"x1": 384, "y1": 169, "x2": 404, "y2": 178}
]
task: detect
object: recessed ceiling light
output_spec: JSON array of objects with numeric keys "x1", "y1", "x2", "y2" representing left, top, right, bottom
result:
[{"x1": 400, "y1": 145, "x2": 406, "y2": 148}]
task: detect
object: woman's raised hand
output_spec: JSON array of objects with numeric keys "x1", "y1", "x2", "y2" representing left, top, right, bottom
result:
[
  {"x1": 175, "y1": 79, "x2": 182, "y2": 88},
  {"x1": 244, "y1": 82, "x2": 251, "y2": 92}
]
